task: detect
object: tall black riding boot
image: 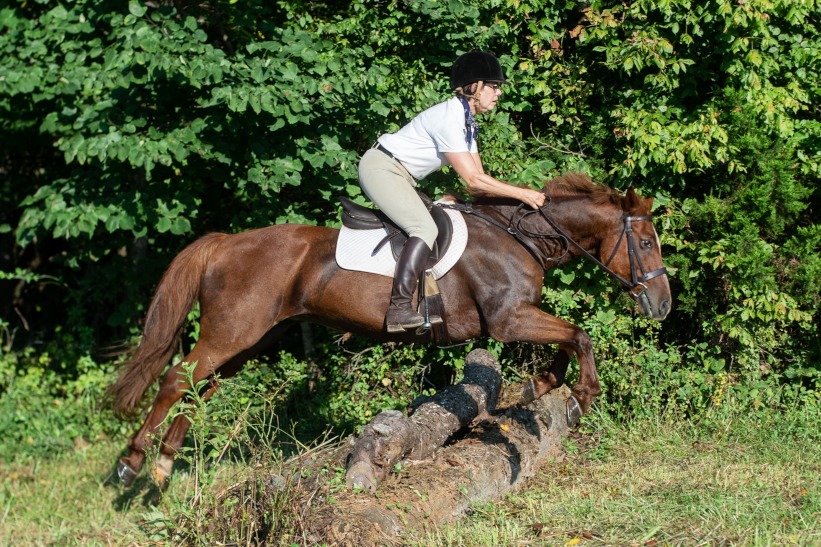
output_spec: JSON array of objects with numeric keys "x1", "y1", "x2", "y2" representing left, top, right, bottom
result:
[{"x1": 386, "y1": 237, "x2": 442, "y2": 333}]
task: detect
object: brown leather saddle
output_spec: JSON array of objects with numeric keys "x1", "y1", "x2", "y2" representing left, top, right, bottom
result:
[{"x1": 339, "y1": 194, "x2": 454, "y2": 268}]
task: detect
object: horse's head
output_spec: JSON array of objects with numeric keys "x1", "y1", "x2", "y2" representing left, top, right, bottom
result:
[{"x1": 598, "y1": 187, "x2": 672, "y2": 321}]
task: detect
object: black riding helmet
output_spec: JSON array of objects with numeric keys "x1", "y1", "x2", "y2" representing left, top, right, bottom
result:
[{"x1": 450, "y1": 51, "x2": 506, "y2": 91}]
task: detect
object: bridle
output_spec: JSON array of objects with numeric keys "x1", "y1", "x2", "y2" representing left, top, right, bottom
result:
[
  {"x1": 534, "y1": 203, "x2": 667, "y2": 303},
  {"x1": 439, "y1": 195, "x2": 667, "y2": 305}
]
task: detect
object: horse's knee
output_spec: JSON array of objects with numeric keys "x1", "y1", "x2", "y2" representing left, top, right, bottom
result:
[{"x1": 569, "y1": 329, "x2": 593, "y2": 355}]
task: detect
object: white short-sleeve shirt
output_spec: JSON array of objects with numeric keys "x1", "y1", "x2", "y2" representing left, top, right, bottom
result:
[{"x1": 377, "y1": 96, "x2": 476, "y2": 180}]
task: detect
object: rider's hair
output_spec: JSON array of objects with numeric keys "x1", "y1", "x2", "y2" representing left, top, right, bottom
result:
[{"x1": 454, "y1": 81, "x2": 484, "y2": 104}]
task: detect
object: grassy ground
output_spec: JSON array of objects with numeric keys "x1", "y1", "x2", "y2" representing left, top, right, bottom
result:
[
  {"x1": 1, "y1": 410, "x2": 818, "y2": 546},
  {"x1": 419, "y1": 411, "x2": 820, "y2": 546}
]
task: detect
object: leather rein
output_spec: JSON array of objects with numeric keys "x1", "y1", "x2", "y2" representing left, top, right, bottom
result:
[{"x1": 439, "y1": 196, "x2": 667, "y2": 300}]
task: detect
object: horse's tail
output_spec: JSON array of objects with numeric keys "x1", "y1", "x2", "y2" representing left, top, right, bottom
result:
[{"x1": 107, "y1": 232, "x2": 226, "y2": 418}]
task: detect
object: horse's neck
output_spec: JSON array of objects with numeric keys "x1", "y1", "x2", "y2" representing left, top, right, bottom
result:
[
  {"x1": 465, "y1": 199, "x2": 611, "y2": 266},
  {"x1": 471, "y1": 201, "x2": 526, "y2": 224},
  {"x1": 547, "y1": 196, "x2": 620, "y2": 253},
  {"x1": 471, "y1": 196, "x2": 620, "y2": 248}
]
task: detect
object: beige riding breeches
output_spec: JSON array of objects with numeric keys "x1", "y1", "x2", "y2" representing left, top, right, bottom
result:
[{"x1": 358, "y1": 147, "x2": 438, "y2": 248}]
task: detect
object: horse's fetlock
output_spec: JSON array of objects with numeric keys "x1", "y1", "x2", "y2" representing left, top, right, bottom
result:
[
  {"x1": 158, "y1": 444, "x2": 178, "y2": 458},
  {"x1": 537, "y1": 370, "x2": 562, "y2": 391},
  {"x1": 153, "y1": 453, "x2": 174, "y2": 486}
]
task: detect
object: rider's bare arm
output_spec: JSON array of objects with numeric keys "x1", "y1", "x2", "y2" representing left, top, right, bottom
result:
[{"x1": 445, "y1": 151, "x2": 545, "y2": 209}]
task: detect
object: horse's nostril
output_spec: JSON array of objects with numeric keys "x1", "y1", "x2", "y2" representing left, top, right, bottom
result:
[{"x1": 659, "y1": 299, "x2": 671, "y2": 317}]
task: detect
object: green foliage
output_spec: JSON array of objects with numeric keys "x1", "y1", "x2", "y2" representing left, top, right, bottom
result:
[
  {"x1": 0, "y1": 332, "x2": 127, "y2": 461},
  {"x1": 0, "y1": 0, "x2": 818, "y2": 427}
]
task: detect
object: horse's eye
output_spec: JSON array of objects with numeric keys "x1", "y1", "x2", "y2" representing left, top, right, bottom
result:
[{"x1": 640, "y1": 239, "x2": 653, "y2": 250}]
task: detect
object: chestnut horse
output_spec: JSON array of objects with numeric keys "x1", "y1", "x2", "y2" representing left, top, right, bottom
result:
[{"x1": 108, "y1": 173, "x2": 671, "y2": 486}]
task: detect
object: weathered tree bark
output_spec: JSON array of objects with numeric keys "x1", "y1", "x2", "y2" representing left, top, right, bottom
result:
[
  {"x1": 304, "y1": 349, "x2": 572, "y2": 546},
  {"x1": 346, "y1": 348, "x2": 503, "y2": 491}
]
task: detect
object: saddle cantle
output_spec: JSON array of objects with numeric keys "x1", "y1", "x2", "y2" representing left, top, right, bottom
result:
[{"x1": 339, "y1": 195, "x2": 454, "y2": 268}]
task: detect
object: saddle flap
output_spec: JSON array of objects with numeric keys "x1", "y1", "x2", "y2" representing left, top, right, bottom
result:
[
  {"x1": 387, "y1": 205, "x2": 453, "y2": 267},
  {"x1": 335, "y1": 206, "x2": 468, "y2": 281},
  {"x1": 339, "y1": 195, "x2": 454, "y2": 266}
]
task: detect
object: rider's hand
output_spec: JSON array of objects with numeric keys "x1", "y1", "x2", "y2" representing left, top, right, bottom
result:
[{"x1": 521, "y1": 188, "x2": 546, "y2": 209}]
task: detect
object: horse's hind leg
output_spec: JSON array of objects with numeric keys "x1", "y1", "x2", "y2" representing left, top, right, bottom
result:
[
  {"x1": 119, "y1": 322, "x2": 294, "y2": 487},
  {"x1": 152, "y1": 359, "x2": 244, "y2": 487},
  {"x1": 117, "y1": 342, "x2": 237, "y2": 486},
  {"x1": 152, "y1": 385, "x2": 217, "y2": 487}
]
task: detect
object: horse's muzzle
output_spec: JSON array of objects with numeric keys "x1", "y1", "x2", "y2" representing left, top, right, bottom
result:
[{"x1": 635, "y1": 284, "x2": 671, "y2": 321}]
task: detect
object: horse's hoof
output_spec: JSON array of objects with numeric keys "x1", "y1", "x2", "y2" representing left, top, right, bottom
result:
[
  {"x1": 566, "y1": 396, "x2": 583, "y2": 427},
  {"x1": 117, "y1": 459, "x2": 138, "y2": 487},
  {"x1": 520, "y1": 378, "x2": 537, "y2": 405}
]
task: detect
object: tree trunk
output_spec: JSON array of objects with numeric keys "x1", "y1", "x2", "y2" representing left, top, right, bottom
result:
[
  {"x1": 345, "y1": 348, "x2": 504, "y2": 491},
  {"x1": 305, "y1": 349, "x2": 572, "y2": 545}
]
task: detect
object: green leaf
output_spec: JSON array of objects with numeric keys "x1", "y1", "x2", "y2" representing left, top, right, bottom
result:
[
  {"x1": 156, "y1": 217, "x2": 172, "y2": 233},
  {"x1": 559, "y1": 271, "x2": 575, "y2": 285},
  {"x1": 171, "y1": 217, "x2": 191, "y2": 235},
  {"x1": 128, "y1": 2, "x2": 147, "y2": 17}
]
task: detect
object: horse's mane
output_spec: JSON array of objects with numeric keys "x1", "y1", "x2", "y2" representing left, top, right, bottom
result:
[
  {"x1": 543, "y1": 172, "x2": 621, "y2": 205},
  {"x1": 444, "y1": 172, "x2": 621, "y2": 206}
]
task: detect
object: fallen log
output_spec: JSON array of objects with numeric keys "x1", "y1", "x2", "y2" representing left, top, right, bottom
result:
[
  {"x1": 346, "y1": 348, "x2": 503, "y2": 491},
  {"x1": 306, "y1": 349, "x2": 572, "y2": 545}
]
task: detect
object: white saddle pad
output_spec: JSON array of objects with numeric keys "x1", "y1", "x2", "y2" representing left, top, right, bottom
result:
[{"x1": 335, "y1": 207, "x2": 468, "y2": 279}]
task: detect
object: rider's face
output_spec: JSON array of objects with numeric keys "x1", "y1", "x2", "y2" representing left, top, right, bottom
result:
[{"x1": 474, "y1": 81, "x2": 502, "y2": 115}]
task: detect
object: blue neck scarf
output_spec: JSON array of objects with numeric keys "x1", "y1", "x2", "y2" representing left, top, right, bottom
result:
[{"x1": 458, "y1": 96, "x2": 479, "y2": 150}]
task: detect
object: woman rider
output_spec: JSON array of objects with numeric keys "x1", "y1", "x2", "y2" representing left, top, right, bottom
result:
[{"x1": 358, "y1": 51, "x2": 546, "y2": 333}]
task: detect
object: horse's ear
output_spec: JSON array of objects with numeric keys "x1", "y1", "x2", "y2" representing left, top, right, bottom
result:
[
  {"x1": 625, "y1": 187, "x2": 641, "y2": 212},
  {"x1": 625, "y1": 187, "x2": 651, "y2": 214}
]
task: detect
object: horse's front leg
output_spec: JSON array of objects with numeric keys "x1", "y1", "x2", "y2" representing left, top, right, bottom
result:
[{"x1": 491, "y1": 308, "x2": 601, "y2": 426}]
